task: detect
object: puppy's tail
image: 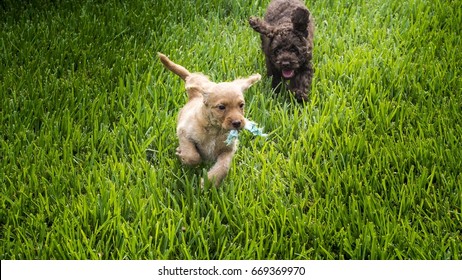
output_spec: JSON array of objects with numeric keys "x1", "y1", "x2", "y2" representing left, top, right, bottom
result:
[{"x1": 158, "y1": 52, "x2": 190, "y2": 80}]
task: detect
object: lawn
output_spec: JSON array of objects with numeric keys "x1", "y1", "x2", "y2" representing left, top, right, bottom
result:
[{"x1": 1, "y1": 0, "x2": 461, "y2": 259}]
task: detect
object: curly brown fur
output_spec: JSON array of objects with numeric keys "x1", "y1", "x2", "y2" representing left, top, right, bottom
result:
[
  {"x1": 158, "y1": 53, "x2": 261, "y2": 186},
  {"x1": 249, "y1": 0, "x2": 314, "y2": 102}
]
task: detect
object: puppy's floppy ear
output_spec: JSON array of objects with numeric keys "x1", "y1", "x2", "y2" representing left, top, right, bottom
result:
[
  {"x1": 234, "y1": 74, "x2": 261, "y2": 91},
  {"x1": 184, "y1": 73, "x2": 212, "y2": 100},
  {"x1": 186, "y1": 84, "x2": 210, "y2": 106},
  {"x1": 249, "y1": 17, "x2": 275, "y2": 38},
  {"x1": 291, "y1": 7, "x2": 310, "y2": 35},
  {"x1": 201, "y1": 91, "x2": 212, "y2": 106},
  {"x1": 185, "y1": 85, "x2": 204, "y2": 100}
]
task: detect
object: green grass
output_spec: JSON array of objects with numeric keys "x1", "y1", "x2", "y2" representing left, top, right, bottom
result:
[{"x1": 1, "y1": 0, "x2": 461, "y2": 259}]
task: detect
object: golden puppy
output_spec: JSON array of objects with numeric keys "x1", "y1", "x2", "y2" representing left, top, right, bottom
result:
[{"x1": 158, "y1": 53, "x2": 261, "y2": 186}]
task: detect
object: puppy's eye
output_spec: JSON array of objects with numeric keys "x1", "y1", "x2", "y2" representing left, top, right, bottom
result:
[
  {"x1": 239, "y1": 103, "x2": 245, "y2": 109},
  {"x1": 217, "y1": 104, "x2": 226, "y2": 111}
]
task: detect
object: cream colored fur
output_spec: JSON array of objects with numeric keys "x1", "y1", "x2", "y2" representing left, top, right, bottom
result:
[{"x1": 158, "y1": 53, "x2": 261, "y2": 186}]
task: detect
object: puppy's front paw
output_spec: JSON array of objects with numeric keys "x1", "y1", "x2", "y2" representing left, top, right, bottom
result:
[
  {"x1": 250, "y1": 73, "x2": 262, "y2": 82},
  {"x1": 176, "y1": 146, "x2": 201, "y2": 166},
  {"x1": 294, "y1": 90, "x2": 309, "y2": 103},
  {"x1": 200, "y1": 178, "x2": 205, "y2": 189}
]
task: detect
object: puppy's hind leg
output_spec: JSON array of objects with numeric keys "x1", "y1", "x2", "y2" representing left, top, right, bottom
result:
[{"x1": 176, "y1": 137, "x2": 201, "y2": 166}]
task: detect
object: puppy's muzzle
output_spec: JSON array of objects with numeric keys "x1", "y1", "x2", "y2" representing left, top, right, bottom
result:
[{"x1": 232, "y1": 120, "x2": 242, "y2": 129}]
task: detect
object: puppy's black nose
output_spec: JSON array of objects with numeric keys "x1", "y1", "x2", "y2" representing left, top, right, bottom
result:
[
  {"x1": 232, "y1": 120, "x2": 242, "y2": 129},
  {"x1": 282, "y1": 61, "x2": 290, "y2": 67}
]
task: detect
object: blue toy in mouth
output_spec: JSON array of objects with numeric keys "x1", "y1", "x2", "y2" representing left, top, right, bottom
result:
[{"x1": 225, "y1": 118, "x2": 268, "y2": 146}]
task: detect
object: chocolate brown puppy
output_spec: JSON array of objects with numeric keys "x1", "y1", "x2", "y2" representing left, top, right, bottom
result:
[{"x1": 249, "y1": 0, "x2": 314, "y2": 102}]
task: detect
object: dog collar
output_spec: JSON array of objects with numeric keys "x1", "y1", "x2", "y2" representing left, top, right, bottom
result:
[{"x1": 225, "y1": 119, "x2": 268, "y2": 146}]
